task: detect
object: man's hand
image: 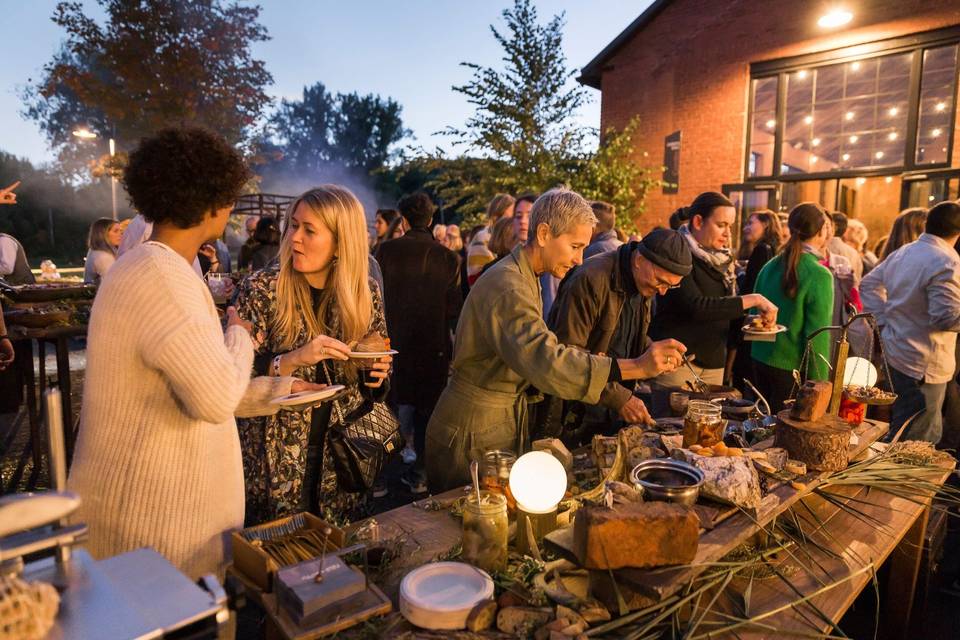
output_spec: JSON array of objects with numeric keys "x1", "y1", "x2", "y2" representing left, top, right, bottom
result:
[
  {"x1": 637, "y1": 339, "x2": 687, "y2": 378},
  {"x1": 619, "y1": 395, "x2": 654, "y2": 426},
  {"x1": 0, "y1": 338, "x2": 14, "y2": 371},
  {"x1": 0, "y1": 181, "x2": 20, "y2": 205}
]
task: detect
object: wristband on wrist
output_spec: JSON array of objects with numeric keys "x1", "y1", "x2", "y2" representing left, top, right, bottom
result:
[{"x1": 272, "y1": 354, "x2": 283, "y2": 377}]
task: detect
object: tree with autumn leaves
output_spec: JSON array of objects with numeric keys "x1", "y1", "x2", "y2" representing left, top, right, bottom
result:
[{"x1": 22, "y1": 0, "x2": 273, "y2": 180}]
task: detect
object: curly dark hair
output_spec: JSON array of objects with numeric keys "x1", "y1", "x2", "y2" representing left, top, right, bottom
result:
[
  {"x1": 397, "y1": 192, "x2": 436, "y2": 228},
  {"x1": 122, "y1": 127, "x2": 250, "y2": 228}
]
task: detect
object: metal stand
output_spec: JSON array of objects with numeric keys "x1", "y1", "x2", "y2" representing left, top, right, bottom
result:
[{"x1": 797, "y1": 312, "x2": 894, "y2": 416}]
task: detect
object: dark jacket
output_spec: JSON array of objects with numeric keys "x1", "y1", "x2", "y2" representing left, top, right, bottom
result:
[
  {"x1": 375, "y1": 228, "x2": 462, "y2": 408},
  {"x1": 548, "y1": 242, "x2": 650, "y2": 410},
  {"x1": 539, "y1": 244, "x2": 651, "y2": 444},
  {"x1": 249, "y1": 243, "x2": 279, "y2": 271},
  {"x1": 648, "y1": 254, "x2": 743, "y2": 370},
  {"x1": 744, "y1": 242, "x2": 776, "y2": 295}
]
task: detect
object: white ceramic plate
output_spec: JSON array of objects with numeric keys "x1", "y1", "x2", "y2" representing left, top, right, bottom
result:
[
  {"x1": 742, "y1": 324, "x2": 787, "y2": 335},
  {"x1": 348, "y1": 349, "x2": 398, "y2": 359},
  {"x1": 270, "y1": 385, "x2": 345, "y2": 407},
  {"x1": 399, "y1": 562, "x2": 494, "y2": 630}
]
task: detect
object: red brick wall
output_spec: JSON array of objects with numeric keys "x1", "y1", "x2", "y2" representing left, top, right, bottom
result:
[{"x1": 595, "y1": 0, "x2": 960, "y2": 232}]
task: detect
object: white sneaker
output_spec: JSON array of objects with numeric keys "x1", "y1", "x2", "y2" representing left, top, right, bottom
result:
[{"x1": 401, "y1": 445, "x2": 417, "y2": 465}]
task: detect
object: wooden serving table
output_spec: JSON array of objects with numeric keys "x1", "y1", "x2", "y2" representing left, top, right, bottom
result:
[
  {"x1": 242, "y1": 419, "x2": 950, "y2": 638},
  {"x1": 704, "y1": 464, "x2": 955, "y2": 639}
]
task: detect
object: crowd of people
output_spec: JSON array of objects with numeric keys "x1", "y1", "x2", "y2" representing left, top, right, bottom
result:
[{"x1": 1, "y1": 126, "x2": 954, "y2": 585}]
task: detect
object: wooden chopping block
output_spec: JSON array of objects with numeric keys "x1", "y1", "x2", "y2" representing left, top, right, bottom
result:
[
  {"x1": 774, "y1": 410, "x2": 852, "y2": 472},
  {"x1": 790, "y1": 380, "x2": 833, "y2": 422}
]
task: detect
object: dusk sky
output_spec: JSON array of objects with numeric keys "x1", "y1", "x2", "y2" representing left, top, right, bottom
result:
[{"x1": 0, "y1": 1, "x2": 651, "y2": 165}]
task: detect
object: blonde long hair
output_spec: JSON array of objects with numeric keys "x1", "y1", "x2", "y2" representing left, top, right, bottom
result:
[{"x1": 273, "y1": 185, "x2": 372, "y2": 350}]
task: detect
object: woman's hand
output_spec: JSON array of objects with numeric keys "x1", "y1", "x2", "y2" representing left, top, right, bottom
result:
[
  {"x1": 290, "y1": 380, "x2": 327, "y2": 394},
  {"x1": 200, "y1": 243, "x2": 221, "y2": 272},
  {"x1": 291, "y1": 335, "x2": 351, "y2": 367},
  {"x1": 363, "y1": 354, "x2": 392, "y2": 388},
  {"x1": 743, "y1": 293, "x2": 779, "y2": 327},
  {"x1": 226, "y1": 306, "x2": 252, "y2": 334}
]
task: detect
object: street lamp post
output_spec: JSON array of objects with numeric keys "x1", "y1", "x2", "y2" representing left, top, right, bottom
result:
[
  {"x1": 108, "y1": 136, "x2": 117, "y2": 222},
  {"x1": 72, "y1": 126, "x2": 118, "y2": 220}
]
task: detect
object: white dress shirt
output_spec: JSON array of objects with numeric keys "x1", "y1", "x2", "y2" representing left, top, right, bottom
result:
[{"x1": 860, "y1": 234, "x2": 960, "y2": 383}]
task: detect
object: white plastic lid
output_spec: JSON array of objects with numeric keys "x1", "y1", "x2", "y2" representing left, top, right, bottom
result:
[{"x1": 399, "y1": 562, "x2": 494, "y2": 630}]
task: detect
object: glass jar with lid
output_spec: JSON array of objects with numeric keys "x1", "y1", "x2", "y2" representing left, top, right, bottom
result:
[
  {"x1": 462, "y1": 491, "x2": 508, "y2": 572},
  {"x1": 683, "y1": 400, "x2": 725, "y2": 447}
]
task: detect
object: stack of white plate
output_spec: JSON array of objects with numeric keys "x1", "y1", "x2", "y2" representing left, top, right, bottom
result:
[{"x1": 399, "y1": 562, "x2": 494, "y2": 630}]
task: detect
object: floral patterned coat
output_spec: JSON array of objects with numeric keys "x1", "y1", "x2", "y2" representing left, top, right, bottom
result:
[{"x1": 234, "y1": 265, "x2": 388, "y2": 525}]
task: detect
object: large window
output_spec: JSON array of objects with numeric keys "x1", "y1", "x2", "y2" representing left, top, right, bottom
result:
[
  {"x1": 747, "y1": 35, "x2": 959, "y2": 179},
  {"x1": 916, "y1": 45, "x2": 958, "y2": 165}
]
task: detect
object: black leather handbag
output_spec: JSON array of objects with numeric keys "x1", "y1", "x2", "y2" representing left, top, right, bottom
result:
[{"x1": 321, "y1": 361, "x2": 401, "y2": 492}]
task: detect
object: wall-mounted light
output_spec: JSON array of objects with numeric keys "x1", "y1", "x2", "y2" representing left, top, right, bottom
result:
[
  {"x1": 875, "y1": 151, "x2": 884, "y2": 159},
  {"x1": 850, "y1": 61, "x2": 861, "y2": 71},
  {"x1": 845, "y1": 111, "x2": 855, "y2": 121},
  {"x1": 804, "y1": 115, "x2": 814, "y2": 125},
  {"x1": 818, "y1": 8, "x2": 853, "y2": 29},
  {"x1": 811, "y1": 156, "x2": 818, "y2": 164},
  {"x1": 856, "y1": 177, "x2": 866, "y2": 186},
  {"x1": 935, "y1": 101, "x2": 947, "y2": 112},
  {"x1": 842, "y1": 153, "x2": 851, "y2": 161},
  {"x1": 888, "y1": 107, "x2": 899, "y2": 117},
  {"x1": 849, "y1": 135, "x2": 859, "y2": 143},
  {"x1": 765, "y1": 119, "x2": 776, "y2": 129},
  {"x1": 885, "y1": 176, "x2": 893, "y2": 184},
  {"x1": 932, "y1": 128, "x2": 942, "y2": 138},
  {"x1": 797, "y1": 70, "x2": 809, "y2": 79},
  {"x1": 812, "y1": 137, "x2": 821, "y2": 147},
  {"x1": 888, "y1": 132, "x2": 898, "y2": 141}
]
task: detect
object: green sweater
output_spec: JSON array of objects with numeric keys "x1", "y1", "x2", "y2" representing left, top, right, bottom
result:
[{"x1": 751, "y1": 252, "x2": 834, "y2": 380}]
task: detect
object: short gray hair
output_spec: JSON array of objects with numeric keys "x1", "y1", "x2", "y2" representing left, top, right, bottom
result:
[
  {"x1": 528, "y1": 188, "x2": 597, "y2": 243},
  {"x1": 844, "y1": 218, "x2": 868, "y2": 250}
]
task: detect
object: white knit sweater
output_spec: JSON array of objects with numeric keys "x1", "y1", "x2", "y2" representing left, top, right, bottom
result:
[{"x1": 69, "y1": 242, "x2": 294, "y2": 579}]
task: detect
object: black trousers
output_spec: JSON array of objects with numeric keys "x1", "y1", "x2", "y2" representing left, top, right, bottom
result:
[
  {"x1": 301, "y1": 402, "x2": 333, "y2": 515},
  {"x1": 751, "y1": 359, "x2": 797, "y2": 416}
]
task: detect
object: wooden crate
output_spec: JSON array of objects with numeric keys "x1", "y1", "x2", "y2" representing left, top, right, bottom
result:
[{"x1": 232, "y1": 513, "x2": 346, "y2": 593}]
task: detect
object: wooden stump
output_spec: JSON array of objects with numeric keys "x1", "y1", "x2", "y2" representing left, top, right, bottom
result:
[{"x1": 774, "y1": 410, "x2": 852, "y2": 472}]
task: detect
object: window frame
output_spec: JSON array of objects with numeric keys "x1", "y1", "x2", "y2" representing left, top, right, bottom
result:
[{"x1": 745, "y1": 25, "x2": 960, "y2": 182}]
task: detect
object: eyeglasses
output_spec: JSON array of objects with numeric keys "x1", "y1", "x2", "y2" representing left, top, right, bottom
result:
[
  {"x1": 657, "y1": 280, "x2": 682, "y2": 290},
  {"x1": 654, "y1": 268, "x2": 682, "y2": 290}
]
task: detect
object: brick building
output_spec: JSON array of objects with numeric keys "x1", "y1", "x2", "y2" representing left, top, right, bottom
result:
[{"x1": 580, "y1": 0, "x2": 960, "y2": 241}]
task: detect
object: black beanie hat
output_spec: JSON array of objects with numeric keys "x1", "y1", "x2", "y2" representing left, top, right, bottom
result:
[{"x1": 636, "y1": 228, "x2": 693, "y2": 276}]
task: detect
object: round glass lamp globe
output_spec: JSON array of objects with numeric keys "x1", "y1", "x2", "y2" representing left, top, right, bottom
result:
[
  {"x1": 508, "y1": 451, "x2": 567, "y2": 514},
  {"x1": 843, "y1": 356, "x2": 878, "y2": 388}
]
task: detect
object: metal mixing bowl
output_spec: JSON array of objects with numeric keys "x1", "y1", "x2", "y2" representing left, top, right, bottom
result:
[{"x1": 629, "y1": 459, "x2": 704, "y2": 506}]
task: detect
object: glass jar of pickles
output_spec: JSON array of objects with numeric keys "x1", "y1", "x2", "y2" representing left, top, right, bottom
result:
[
  {"x1": 481, "y1": 449, "x2": 516, "y2": 491},
  {"x1": 462, "y1": 491, "x2": 508, "y2": 573},
  {"x1": 481, "y1": 449, "x2": 517, "y2": 511},
  {"x1": 682, "y1": 400, "x2": 724, "y2": 447}
]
